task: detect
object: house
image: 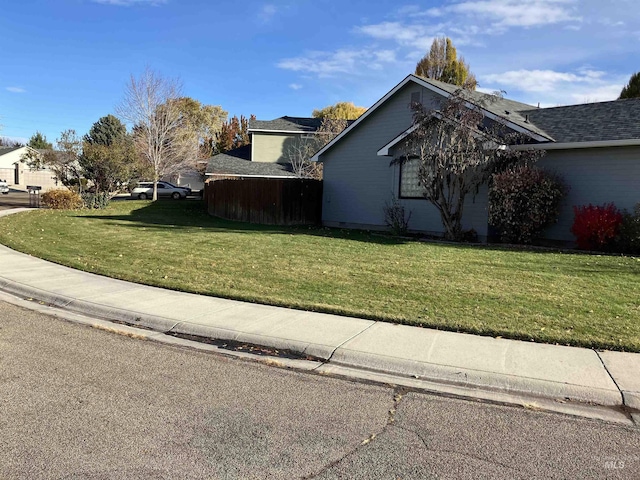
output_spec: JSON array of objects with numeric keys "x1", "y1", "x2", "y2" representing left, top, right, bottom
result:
[
  {"x1": 205, "y1": 144, "x2": 296, "y2": 179},
  {"x1": 205, "y1": 116, "x2": 327, "y2": 178},
  {"x1": 249, "y1": 116, "x2": 324, "y2": 164},
  {"x1": 0, "y1": 146, "x2": 59, "y2": 191},
  {"x1": 311, "y1": 74, "x2": 640, "y2": 242}
]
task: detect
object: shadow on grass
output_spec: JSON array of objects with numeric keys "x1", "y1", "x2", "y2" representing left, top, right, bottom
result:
[
  {"x1": 74, "y1": 200, "x2": 640, "y2": 266},
  {"x1": 74, "y1": 200, "x2": 411, "y2": 246}
]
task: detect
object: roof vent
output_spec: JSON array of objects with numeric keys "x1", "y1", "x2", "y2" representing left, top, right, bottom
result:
[
  {"x1": 524, "y1": 114, "x2": 529, "y2": 123},
  {"x1": 504, "y1": 110, "x2": 510, "y2": 115}
]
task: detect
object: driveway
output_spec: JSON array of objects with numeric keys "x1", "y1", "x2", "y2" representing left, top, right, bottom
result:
[{"x1": 0, "y1": 190, "x2": 31, "y2": 210}]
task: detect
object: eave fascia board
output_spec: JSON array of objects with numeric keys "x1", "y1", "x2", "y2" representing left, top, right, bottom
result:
[
  {"x1": 409, "y1": 75, "x2": 552, "y2": 143},
  {"x1": 510, "y1": 138, "x2": 640, "y2": 151},
  {"x1": 377, "y1": 125, "x2": 419, "y2": 156},
  {"x1": 313, "y1": 74, "x2": 551, "y2": 162},
  {"x1": 377, "y1": 114, "x2": 493, "y2": 157},
  {"x1": 205, "y1": 173, "x2": 296, "y2": 178},
  {"x1": 248, "y1": 129, "x2": 319, "y2": 135}
]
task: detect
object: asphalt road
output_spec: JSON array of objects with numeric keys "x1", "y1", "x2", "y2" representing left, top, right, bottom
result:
[
  {"x1": 0, "y1": 190, "x2": 31, "y2": 210},
  {"x1": 1, "y1": 300, "x2": 638, "y2": 479}
]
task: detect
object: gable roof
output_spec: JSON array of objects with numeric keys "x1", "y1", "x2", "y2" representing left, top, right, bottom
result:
[
  {"x1": 0, "y1": 146, "x2": 25, "y2": 156},
  {"x1": 249, "y1": 116, "x2": 323, "y2": 133},
  {"x1": 418, "y1": 77, "x2": 553, "y2": 141},
  {"x1": 205, "y1": 145, "x2": 296, "y2": 177},
  {"x1": 311, "y1": 74, "x2": 552, "y2": 162},
  {"x1": 312, "y1": 74, "x2": 640, "y2": 161}
]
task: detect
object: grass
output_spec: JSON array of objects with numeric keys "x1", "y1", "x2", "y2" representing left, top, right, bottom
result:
[{"x1": 0, "y1": 200, "x2": 639, "y2": 351}]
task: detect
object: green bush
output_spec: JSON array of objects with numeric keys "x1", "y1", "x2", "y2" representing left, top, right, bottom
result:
[
  {"x1": 489, "y1": 166, "x2": 567, "y2": 244},
  {"x1": 41, "y1": 189, "x2": 83, "y2": 210},
  {"x1": 81, "y1": 192, "x2": 111, "y2": 210},
  {"x1": 616, "y1": 203, "x2": 640, "y2": 255}
]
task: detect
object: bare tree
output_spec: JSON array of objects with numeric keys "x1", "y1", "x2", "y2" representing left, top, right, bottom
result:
[
  {"x1": 395, "y1": 90, "x2": 544, "y2": 241},
  {"x1": 286, "y1": 118, "x2": 348, "y2": 179},
  {"x1": 116, "y1": 68, "x2": 198, "y2": 200}
]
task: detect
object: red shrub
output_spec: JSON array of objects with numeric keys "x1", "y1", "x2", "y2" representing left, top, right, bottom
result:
[{"x1": 571, "y1": 203, "x2": 623, "y2": 251}]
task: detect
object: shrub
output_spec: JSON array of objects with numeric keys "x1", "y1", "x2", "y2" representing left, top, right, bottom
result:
[
  {"x1": 81, "y1": 192, "x2": 110, "y2": 210},
  {"x1": 489, "y1": 166, "x2": 567, "y2": 244},
  {"x1": 383, "y1": 197, "x2": 412, "y2": 236},
  {"x1": 571, "y1": 203, "x2": 623, "y2": 251},
  {"x1": 41, "y1": 189, "x2": 83, "y2": 210},
  {"x1": 615, "y1": 203, "x2": 640, "y2": 255}
]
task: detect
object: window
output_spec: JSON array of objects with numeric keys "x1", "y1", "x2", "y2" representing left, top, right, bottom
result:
[
  {"x1": 410, "y1": 91, "x2": 422, "y2": 105},
  {"x1": 399, "y1": 158, "x2": 423, "y2": 199}
]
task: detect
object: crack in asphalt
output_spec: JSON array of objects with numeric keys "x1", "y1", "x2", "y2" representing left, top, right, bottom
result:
[
  {"x1": 392, "y1": 423, "x2": 521, "y2": 475},
  {"x1": 302, "y1": 387, "x2": 408, "y2": 479}
]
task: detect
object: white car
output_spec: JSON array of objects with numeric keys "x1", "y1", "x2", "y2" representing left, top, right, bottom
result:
[
  {"x1": 131, "y1": 181, "x2": 191, "y2": 200},
  {"x1": 0, "y1": 179, "x2": 9, "y2": 194}
]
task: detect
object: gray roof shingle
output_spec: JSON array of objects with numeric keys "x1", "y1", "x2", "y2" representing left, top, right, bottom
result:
[
  {"x1": 418, "y1": 76, "x2": 640, "y2": 143},
  {"x1": 205, "y1": 145, "x2": 296, "y2": 177},
  {"x1": 519, "y1": 99, "x2": 640, "y2": 143},
  {"x1": 418, "y1": 77, "x2": 553, "y2": 140},
  {"x1": 0, "y1": 146, "x2": 23, "y2": 156},
  {"x1": 249, "y1": 116, "x2": 323, "y2": 133}
]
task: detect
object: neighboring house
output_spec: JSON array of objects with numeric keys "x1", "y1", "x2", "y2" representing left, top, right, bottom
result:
[
  {"x1": 206, "y1": 144, "x2": 296, "y2": 179},
  {"x1": 249, "y1": 116, "x2": 323, "y2": 164},
  {"x1": 0, "y1": 146, "x2": 59, "y2": 190},
  {"x1": 311, "y1": 74, "x2": 640, "y2": 242},
  {"x1": 0, "y1": 146, "x2": 24, "y2": 184},
  {"x1": 204, "y1": 116, "x2": 326, "y2": 178}
]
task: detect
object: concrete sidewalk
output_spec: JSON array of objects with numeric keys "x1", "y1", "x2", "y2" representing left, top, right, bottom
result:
[{"x1": 0, "y1": 210, "x2": 638, "y2": 422}]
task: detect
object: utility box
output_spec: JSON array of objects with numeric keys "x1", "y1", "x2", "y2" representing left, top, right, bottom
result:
[{"x1": 27, "y1": 185, "x2": 42, "y2": 208}]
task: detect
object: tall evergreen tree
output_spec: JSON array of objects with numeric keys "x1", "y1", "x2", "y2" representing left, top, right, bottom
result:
[
  {"x1": 27, "y1": 131, "x2": 53, "y2": 149},
  {"x1": 83, "y1": 114, "x2": 126, "y2": 146},
  {"x1": 415, "y1": 37, "x2": 476, "y2": 89},
  {"x1": 619, "y1": 72, "x2": 640, "y2": 99}
]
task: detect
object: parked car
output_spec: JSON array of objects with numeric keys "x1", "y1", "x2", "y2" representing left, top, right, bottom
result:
[
  {"x1": 130, "y1": 181, "x2": 191, "y2": 200},
  {"x1": 0, "y1": 179, "x2": 9, "y2": 194}
]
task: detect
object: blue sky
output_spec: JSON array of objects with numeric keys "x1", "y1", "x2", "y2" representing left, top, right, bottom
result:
[{"x1": 1, "y1": 0, "x2": 638, "y2": 144}]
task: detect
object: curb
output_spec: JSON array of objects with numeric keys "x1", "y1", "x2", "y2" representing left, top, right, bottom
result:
[
  {"x1": 0, "y1": 274, "x2": 627, "y2": 411},
  {"x1": 0, "y1": 207, "x2": 636, "y2": 423}
]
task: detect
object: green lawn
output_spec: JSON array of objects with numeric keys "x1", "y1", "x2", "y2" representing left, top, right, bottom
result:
[{"x1": 1, "y1": 200, "x2": 639, "y2": 351}]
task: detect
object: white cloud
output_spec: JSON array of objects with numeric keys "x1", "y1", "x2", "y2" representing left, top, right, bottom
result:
[
  {"x1": 289, "y1": 83, "x2": 303, "y2": 90},
  {"x1": 358, "y1": 0, "x2": 581, "y2": 51},
  {"x1": 277, "y1": 48, "x2": 399, "y2": 78},
  {"x1": 91, "y1": 0, "x2": 167, "y2": 6},
  {"x1": 6, "y1": 87, "x2": 26, "y2": 93},
  {"x1": 447, "y1": 0, "x2": 581, "y2": 28},
  {"x1": 258, "y1": 4, "x2": 277, "y2": 22},
  {"x1": 481, "y1": 68, "x2": 626, "y2": 105},
  {"x1": 355, "y1": 22, "x2": 441, "y2": 50}
]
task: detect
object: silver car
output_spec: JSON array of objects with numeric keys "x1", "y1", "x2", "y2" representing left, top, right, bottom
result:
[{"x1": 131, "y1": 181, "x2": 191, "y2": 200}]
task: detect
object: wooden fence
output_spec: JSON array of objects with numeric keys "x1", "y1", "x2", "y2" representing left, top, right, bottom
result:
[{"x1": 204, "y1": 177, "x2": 323, "y2": 225}]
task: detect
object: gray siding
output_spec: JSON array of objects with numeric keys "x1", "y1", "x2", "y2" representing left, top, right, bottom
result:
[
  {"x1": 321, "y1": 79, "x2": 640, "y2": 242},
  {"x1": 321, "y1": 83, "x2": 488, "y2": 237},
  {"x1": 537, "y1": 146, "x2": 640, "y2": 241}
]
